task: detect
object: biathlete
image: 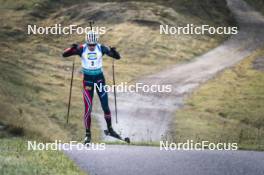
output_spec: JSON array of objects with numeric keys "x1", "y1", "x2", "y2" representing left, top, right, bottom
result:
[{"x1": 62, "y1": 31, "x2": 121, "y2": 144}]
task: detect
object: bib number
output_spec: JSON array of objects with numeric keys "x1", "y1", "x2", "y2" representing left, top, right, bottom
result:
[{"x1": 87, "y1": 53, "x2": 97, "y2": 68}]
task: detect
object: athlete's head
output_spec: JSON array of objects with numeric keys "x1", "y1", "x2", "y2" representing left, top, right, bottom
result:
[{"x1": 86, "y1": 31, "x2": 99, "y2": 51}]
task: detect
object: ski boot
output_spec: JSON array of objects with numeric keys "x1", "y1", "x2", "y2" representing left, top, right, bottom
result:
[
  {"x1": 107, "y1": 127, "x2": 121, "y2": 139},
  {"x1": 84, "y1": 131, "x2": 91, "y2": 146}
]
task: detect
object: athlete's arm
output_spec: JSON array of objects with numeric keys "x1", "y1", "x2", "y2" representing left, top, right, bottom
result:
[
  {"x1": 101, "y1": 45, "x2": 121, "y2": 59},
  {"x1": 62, "y1": 44, "x2": 83, "y2": 57}
]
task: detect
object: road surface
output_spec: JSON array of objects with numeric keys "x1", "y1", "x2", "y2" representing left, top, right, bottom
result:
[{"x1": 64, "y1": 145, "x2": 264, "y2": 175}]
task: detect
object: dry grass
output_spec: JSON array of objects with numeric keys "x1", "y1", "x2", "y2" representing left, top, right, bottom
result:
[
  {"x1": 171, "y1": 49, "x2": 264, "y2": 150},
  {"x1": 0, "y1": 137, "x2": 86, "y2": 175}
]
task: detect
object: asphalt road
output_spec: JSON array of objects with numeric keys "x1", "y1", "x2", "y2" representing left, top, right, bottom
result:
[{"x1": 64, "y1": 145, "x2": 264, "y2": 175}]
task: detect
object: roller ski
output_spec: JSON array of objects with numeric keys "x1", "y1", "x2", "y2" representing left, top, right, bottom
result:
[{"x1": 104, "y1": 127, "x2": 130, "y2": 144}]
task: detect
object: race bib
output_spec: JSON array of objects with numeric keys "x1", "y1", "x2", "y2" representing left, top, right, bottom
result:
[{"x1": 87, "y1": 53, "x2": 98, "y2": 69}]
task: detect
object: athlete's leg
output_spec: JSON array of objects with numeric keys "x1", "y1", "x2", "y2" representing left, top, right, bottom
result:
[
  {"x1": 95, "y1": 75, "x2": 112, "y2": 129},
  {"x1": 83, "y1": 79, "x2": 94, "y2": 133},
  {"x1": 95, "y1": 74, "x2": 120, "y2": 137}
]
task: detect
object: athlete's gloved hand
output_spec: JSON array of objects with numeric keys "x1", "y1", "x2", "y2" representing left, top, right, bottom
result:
[
  {"x1": 110, "y1": 47, "x2": 121, "y2": 59},
  {"x1": 62, "y1": 44, "x2": 79, "y2": 57},
  {"x1": 71, "y1": 43, "x2": 78, "y2": 49}
]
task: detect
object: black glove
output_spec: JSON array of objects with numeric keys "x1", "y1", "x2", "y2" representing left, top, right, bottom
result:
[
  {"x1": 71, "y1": 43, "x2": 78, "y2": 49},
  {"x1": 110, "y1": 47, "x2": 121, "y2": 59}
]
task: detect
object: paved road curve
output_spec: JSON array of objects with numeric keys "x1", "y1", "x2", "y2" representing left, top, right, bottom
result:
[{"x1": 64, "y1": 145, "x2": 264, "y2": 175}]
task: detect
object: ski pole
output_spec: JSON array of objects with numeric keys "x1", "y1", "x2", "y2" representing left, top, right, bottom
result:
[
  {"x1": 112, "y1": 58, "x2": 118, "y2": 124},
  {"x1": 66, "y1": 57, "x2": 75, "y2": 124},
  {"x1": 89, "y1": 20, "x2": 94, "y2": 31}
]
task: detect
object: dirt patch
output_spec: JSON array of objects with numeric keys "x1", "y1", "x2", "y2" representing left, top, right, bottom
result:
[
  {"x1": 0, "y1": 122, "x2": 24, "y2": 138},
  {"x1": 131, "y1": 19, "x2": 162, "y2": 28}
]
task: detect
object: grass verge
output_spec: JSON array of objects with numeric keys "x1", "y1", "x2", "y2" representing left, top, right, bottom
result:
[
  {"x1": 0, "y1": 137, "x2": 86, "y2": 175},
  {"x1": 170, "y1": 49, "x2": 264, "y2": 151}
]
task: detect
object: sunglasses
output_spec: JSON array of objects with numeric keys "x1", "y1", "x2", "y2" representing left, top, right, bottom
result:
[{"x1": 88, "y1": 44, "x2": 96, "y2": 47}]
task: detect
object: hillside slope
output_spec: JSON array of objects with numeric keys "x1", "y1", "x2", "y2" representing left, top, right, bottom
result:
[
  {"x1": 0, "y1": 0, "x2": 235, "y2": 141},
  {"x1": 172, "y1": 49, "x2": 264, "y2": 150}
]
